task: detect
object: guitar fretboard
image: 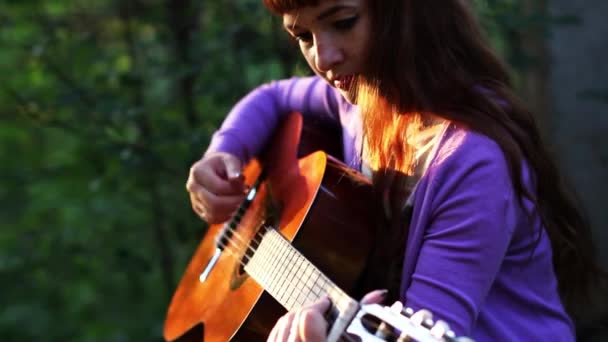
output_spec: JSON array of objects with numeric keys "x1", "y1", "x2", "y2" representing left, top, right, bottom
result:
[{"x1": 244, "y1": 229, "x2": 353, "y2": 313}]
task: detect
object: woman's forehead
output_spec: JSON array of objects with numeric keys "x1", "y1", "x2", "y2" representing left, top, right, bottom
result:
[
  {"x1": 264, "y1": 0, "x2": 319, "y2": 15},
  {"x1": 281, "y1": 0, "x2": 362, "y2": 27},
  {"x1": 276, "y1": 0, "x2": 361, "y2": 15}
]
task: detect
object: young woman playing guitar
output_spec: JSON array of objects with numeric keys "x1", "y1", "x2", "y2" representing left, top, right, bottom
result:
[{"x1": 185, "y1": 0, "x2": 607, "y2": 340}]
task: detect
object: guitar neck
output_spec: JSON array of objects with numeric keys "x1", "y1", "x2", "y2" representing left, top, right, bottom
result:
[{"x1": 244, "y1": 228, "x2": 355, "y2": 313}]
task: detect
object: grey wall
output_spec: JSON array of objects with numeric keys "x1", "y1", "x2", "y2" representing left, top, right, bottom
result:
[{"x1": 549, "y1": 0, "x2": 608, "y2": 265}]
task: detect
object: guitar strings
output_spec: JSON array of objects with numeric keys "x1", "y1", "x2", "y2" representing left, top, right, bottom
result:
[
  {"x1": 216, "y1": 221, "x2": 345, "y2": 298},
  {"x1": 213, "y1": 226, "x2": 425, "y2": 342},
  {"x1": 215, "y1": 222, "x2": 339, "y2": 301},
  {"x1": 215, "y1": 223, "x2": 271, "y2": 263}
]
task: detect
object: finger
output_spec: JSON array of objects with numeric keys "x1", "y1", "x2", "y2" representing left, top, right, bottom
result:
[
  {"x1": 185, "y1": 173, "x2": 203, "y2": 193},
  {"x1": 361, "y1": 289, "x2": 388, "y2": 304},
  {"x1": 221, "y1": 154, "x2": 243, "y2": 180},
  {"x1": 192, "y1": 201, "x2": 205, "y2": 218},
  {"x1": 275, "y1": 313, "x2": 295, "y2": 342},
  {"x1": 189, "y1": 188, "x2": 240, "y2": 223},
  {"x1": 302, "y1": 296, "x2": 331, "y2": 313},
  {"x1": 196, "y1": 187, "x2": 245, "y2": 223},
  {"x1": 193, "y1": 184, "x2": 243, "y2": 212},
  {"x1": 190, "y1": 157, "x2": 244, "y2": 196},
  {"x1": 267, "y1": 324, "x2": 279, "y2": 342},
  {"x1": 202, "y1": 171, "x2": 245, "y2": 196},
  {"x1": 287, "y1": 311, "x2": 302, "y2": 342},
  {"x1": 189, "y1": 191, "x2": 204, "y2": 215},
  {"x1": 299, "y1": 308, "x2": 328, "y2": 341},
  {"x1": 268, "y1": 315, "x2": 287, "y2": 342},
  {"x1": 269, "y1": 314, "x2": 293, "y2": 342},
  {"x1": 189, "y1": 191, "x2": 214, "y2": 221}
]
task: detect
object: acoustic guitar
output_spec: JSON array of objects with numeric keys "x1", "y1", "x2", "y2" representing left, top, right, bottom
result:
[{"x1": 163, "y1": 113, "x2": 469, "y2": 341}]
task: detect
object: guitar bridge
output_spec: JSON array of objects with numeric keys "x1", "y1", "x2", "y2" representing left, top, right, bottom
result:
[{"x1": 199, "y1": 247, "x2": 222, "y2": 283}]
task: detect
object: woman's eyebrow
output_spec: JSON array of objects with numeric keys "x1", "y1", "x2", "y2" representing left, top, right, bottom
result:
[
  {"x1": 283, "y1": 5, "x2": 352, "y2": 32},
  {"x1": 316, "y1": 5, "x2": 350, "y2": 21}
]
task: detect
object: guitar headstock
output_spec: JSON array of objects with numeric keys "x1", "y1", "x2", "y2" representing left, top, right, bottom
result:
[{"x1": 344, "y1": 302, "x2": 473, "y2": 342}]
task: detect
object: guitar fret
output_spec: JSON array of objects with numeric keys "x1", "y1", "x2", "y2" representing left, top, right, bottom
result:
[
  {"x1": 295, "y1": 252, "x2": 310, "y2": 305},
  {"x1": 285, "y1": 242, "x2": 299, "y2": 310},
  {"x1": 304, "y1": 264, "x2": 316, "y2": 303},
  {"x1": 266, "y1": 233, "x2": 281, "y2": 292},
  {"x1": 245, "y1": 229, "x2": 351, "y2": 313},
  {"x1": 314, "y1": 270, "x2": 323, "y2": 297},
  {"x1": 273, "y1": 234, "x2": 286, "y2": 302},
  {"x1": 282, "y1": 237, "x2": 296, "y2": 306},
  {"x1": 293, "y1": 254, "x2": 304, "y2": 307},
  {"x1": 275, "y1": 236, "x2": 294, "y2": 310},
  {"x1": 278, "y1": 235, "x2": 292, "y2": 306}
]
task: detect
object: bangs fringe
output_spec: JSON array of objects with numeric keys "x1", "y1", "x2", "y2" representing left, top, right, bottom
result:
[{"x1": 262, "y1": 0, "x2": 320, "y2": 15}]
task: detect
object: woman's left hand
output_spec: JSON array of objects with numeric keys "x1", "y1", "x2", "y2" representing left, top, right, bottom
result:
[
  {"x1": 267, "y1": 290, "x2": 388, "y2": 341},
  {"x1": 267, "y1": 297, "x2": 330, "y2": 342}
]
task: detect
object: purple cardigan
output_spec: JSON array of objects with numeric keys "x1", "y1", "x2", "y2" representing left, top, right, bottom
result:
[{"x1": 207, "y1": 76, "x2": 574, "y2": 341}]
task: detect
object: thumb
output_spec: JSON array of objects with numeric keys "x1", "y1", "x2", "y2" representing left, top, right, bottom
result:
[
  {"x1": 221, "y1": 154, "x2": 242, "y2": 180},
  {"x1": 361, "y1": 289, "x2": 388, "y2": 305}
]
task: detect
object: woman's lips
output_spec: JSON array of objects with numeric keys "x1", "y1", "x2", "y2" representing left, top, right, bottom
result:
[{"x1": 333, "y1": 75, "x2": 354, "y2": 90}]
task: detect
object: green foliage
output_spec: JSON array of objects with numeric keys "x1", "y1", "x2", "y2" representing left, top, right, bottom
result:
[{"x1": 0, "y1": 1, "x2": 564, "y2": 341}]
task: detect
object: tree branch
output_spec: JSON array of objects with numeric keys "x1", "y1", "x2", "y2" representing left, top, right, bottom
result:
[
  {"x1": 507, "y1": 1, "x2": 551, "y2": 133},
  {"x1": 120, "y1": 0, "x2": 175, "y2": 295},
  {"x1": 166, "y1": 0, "x2": 201, "y2": 127}
]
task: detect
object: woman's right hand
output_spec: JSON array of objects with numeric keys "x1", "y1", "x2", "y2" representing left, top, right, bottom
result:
[{"x1": 186, "y1": 152, "x2": 246, "y2": 224}]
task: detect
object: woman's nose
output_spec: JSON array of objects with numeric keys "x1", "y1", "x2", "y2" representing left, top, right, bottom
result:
[{"x1": 314, "y1": 38, "x2": 344, "y2": 72}]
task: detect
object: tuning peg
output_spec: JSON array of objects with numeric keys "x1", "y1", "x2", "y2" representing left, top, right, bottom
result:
[
  {"x1": 429, "y1": 320, "x2": 450, "y2": 339},
  {"x1": 406, "y1": 308, "x2": 462, "y2": 342},
  {"x1": 403, "y1": 306, "x2": 415, "y2": 317},
  {"x1": 390, "y1": 301, "x2": 404, "y2": 313}
]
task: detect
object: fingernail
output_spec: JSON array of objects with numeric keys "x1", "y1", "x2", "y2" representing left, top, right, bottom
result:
[{"x1": 361, "y1": 289, "x2": 389, "y2": 304}]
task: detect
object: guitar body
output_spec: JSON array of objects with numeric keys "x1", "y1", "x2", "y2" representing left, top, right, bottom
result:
[{"x1": 164, "y1": 113, "x2": 377, "y2": 341}]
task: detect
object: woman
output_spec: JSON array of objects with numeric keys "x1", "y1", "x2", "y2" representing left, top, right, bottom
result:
[{"x1": 186, "y1": 0, "x2": 605, "y2": 340}]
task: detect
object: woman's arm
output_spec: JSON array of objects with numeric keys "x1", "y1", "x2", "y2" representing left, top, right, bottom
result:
[
  {"x1": 402, "y1": 130, "x2": 520, "y2": 335},
  {"x1": 187, "y1": 76, "x2": 342, "y2": 223},
  {"x1": 206, "y1": 76, "x2": 342, "y2": 163}
]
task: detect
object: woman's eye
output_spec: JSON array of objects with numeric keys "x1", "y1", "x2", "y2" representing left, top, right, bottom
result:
[
  {"x1": 333, "y1": 16, "x2": 358, "y2": 31},
  {"x1": 294, "y1": 32, "x2": 313, "y2": 44}
]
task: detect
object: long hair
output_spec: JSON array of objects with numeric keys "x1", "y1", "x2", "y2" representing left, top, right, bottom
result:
[{"x1": 263, "y1": 0, "x2": 606, "y2": 317}]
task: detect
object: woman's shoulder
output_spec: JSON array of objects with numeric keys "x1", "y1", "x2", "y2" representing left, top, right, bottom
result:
[
  {"x1": 421, "y1": 123, "x2": 516, "y2": 197},
  {"x1": 431, "y1": 124, "x2": 507, "y2": 172}
]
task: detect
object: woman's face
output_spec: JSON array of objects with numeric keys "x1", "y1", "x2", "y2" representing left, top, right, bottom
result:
[{"x1": 282, "y1": 0, "x2": 370, "y2": 103}]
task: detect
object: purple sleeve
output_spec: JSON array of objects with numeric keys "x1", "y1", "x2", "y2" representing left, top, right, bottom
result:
[
  {"x1": 206, "y1": 76, "x2": 342, "y2": 163},
  {"x1": 404, "y1": 132, "x2": 518, "y2": 335}
]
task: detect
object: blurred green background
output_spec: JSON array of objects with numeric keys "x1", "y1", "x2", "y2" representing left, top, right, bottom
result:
[{"x1": 1, "y1": 0, "x2": 606, "y2": 341}]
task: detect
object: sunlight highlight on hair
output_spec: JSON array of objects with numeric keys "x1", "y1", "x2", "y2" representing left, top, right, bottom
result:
[{"x1": 357, "y1": 78, "x2": 422, "y2": 176}]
